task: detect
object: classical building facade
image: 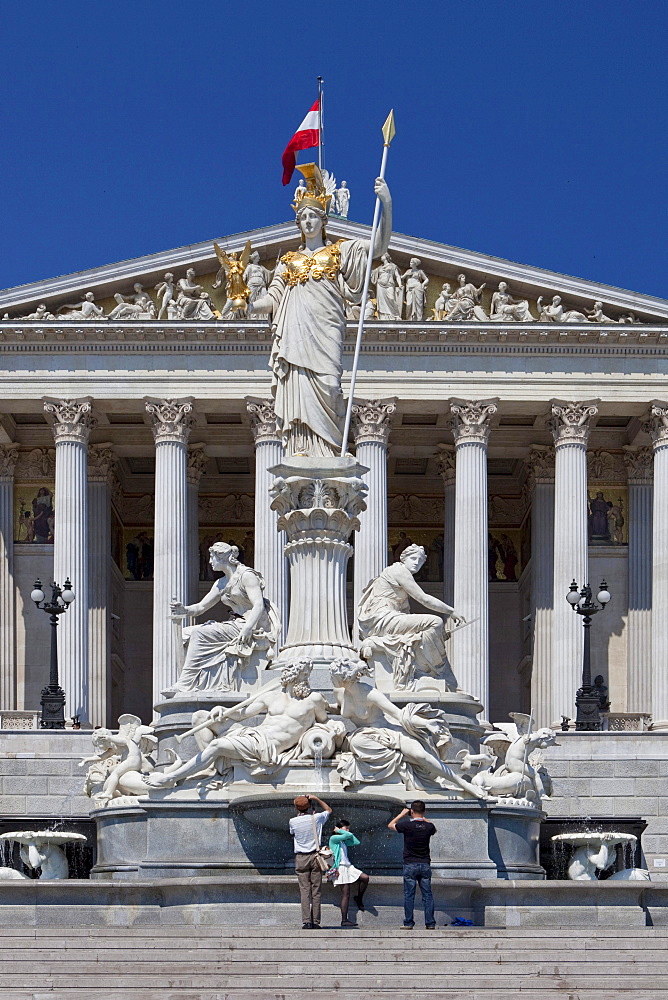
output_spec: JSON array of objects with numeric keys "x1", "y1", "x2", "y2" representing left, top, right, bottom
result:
[{"x1": 0, "y1": 217, "x2": 667, "y2": 735}]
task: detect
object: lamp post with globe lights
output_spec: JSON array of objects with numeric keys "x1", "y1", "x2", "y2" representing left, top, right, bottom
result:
[
  {"x1": 566, "y1": 579, "x2": 611, "y2": 731},
  {"x1": 31, "y1": 579, "x2": 75, "y2": 729}
]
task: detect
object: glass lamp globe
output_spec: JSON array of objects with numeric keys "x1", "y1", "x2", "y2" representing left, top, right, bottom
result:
[
  {"x1": 566, "y1": 588, "x2": 580, "y2": 606},
  {"x1": 61, "y1": 584, "x2": 75, "y2": 604},
  {"x1": 30, "y1": 582, "x2": 45, "y2": 604},
  {"x1": 597, "y1": 581, "x2": 611, "y2": 605}
]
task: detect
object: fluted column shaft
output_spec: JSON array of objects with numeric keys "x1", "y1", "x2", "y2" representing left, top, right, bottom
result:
[
  {"x1": 352, "y1": 399, "x2": 395, "y2": 634},
  {"x1": 44, "y1": 398, "x2": 96, "y2": 722},
  {"x1": 449, "y1": 399, "x2": 498, "y2": 712},
  {"x1": 246, "y1": 399, "x2": 288, "y2": 641},
  {"x1": 0, "y1": 446, "x2": 18, "y2": 709},
  {"x1": 146, "y1": 398, "x2": 194, "y2": 706},
  {"x1": 187, "y1": 445, "x2": 208, "y2": 605},
  {"x1": 437, "y1": 445, "x2": 456, "y2": 605},
  {"x1": 87, "y1": 445, "x2": 115, "y2": 728},
  {"x1": 623, "y1": 446, "x2": 653, "y2": 713},
  {"x1": 526, "y1": 446, "x2": 555, "y2": 728},
  {"x1": 549, "y1": 399, "x2": 599, "y2": 724},
  {"x1": 648, "y1": 404, "x2": 668, "y2": 726}
]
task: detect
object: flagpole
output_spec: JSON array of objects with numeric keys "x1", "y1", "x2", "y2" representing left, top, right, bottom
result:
[
  {"x1": 317, "y1": 76, "x2": 324, "y2": 171},
  {"x1": 340, "y1": 111, "x2": 396, "y2": 457}
]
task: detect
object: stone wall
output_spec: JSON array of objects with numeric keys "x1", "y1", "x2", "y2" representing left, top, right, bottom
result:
[{"x1": 0, "y1": 730, "x2": 93, "y2": 821}]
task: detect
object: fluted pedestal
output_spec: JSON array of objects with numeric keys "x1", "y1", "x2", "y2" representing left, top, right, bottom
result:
[
  {"x1": 146, "y1": 398, "x2": 194, "y2": 706},
  {"x1": 526, "y1": 447, "x2": 555, "y2": 728},
  {"x1": 549, "y1": 399, "x2": 598, "y2": 725},
  {"x1": 87, "y1": 445, "x2": 115, "y2": 728},
  {"x1": 624, "y1": 446, "x2": 653, "y2": 714},
  {"x1": 437, "y1": 445, "x2": 456, "y2": 605},
  {"x1": 44, "y1": 398, "x2": 96, "y2": 722},
  {"x1": 352, "y1": 400, "x2": 395, "y2": 635},
  {"x1": 648, "y1": 405, "x2": 668, "y2": 727},
  {"x1": 449, "y1": 399, "x2": 498, "y2": 713},
  {"x1": 246, "y1": 399, "x2": 288, "y2": 641},
  {"x1": 0, "y1": 446, "x2": 18, "y2": 709},
  {"x1": 187, "y1": 446, "x2": 207, "y2": 605},
  {"x1": 270, "y1": 456, "x2": 367, "y2": 668}
]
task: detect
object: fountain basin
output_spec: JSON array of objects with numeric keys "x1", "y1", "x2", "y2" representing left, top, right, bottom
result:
[{"x1": 552, "y1": 831, "x2": 643, "y2": 881}]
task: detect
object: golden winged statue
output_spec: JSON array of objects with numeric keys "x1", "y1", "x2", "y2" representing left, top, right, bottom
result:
[{"x1": 213, "y1": 240, "x2": 252, "y2": 315}]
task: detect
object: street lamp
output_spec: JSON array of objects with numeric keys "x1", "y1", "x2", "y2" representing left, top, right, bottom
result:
[
  {"x1": 31, "y1": 579, "x2": 75, "y2": 730},
  {"x1": 566, "y1": 579, "x2": 611, "y2": 731}
]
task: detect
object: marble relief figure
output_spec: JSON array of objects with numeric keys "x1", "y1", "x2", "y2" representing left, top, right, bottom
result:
[
  {"x1": 537, "y1": 294, "x2": 587, "y2": 323},
  {"x1": 401, "y1": 258, "x2": 429, "y2": 321},
  {"x1": 164, "y1": 541, "x2": 280, "y2": 696},
  {"x1": 358, "y1": 544, "x2": 462, "y2": 691},
  {"x1": 371, "y1": 252, "x2": 403, "y2": 320},
  {"x1": 443, "y1": 274, "x2": 487, "y2": 322},
  {"x1": 57, "y1": 291, "x2": 105, "y2": 320},
  {"x1": 248, "y1": 163, "x2": 392, "y2": 456},
  {"x1": 489, "y1": 282, "x2": 533, "y2": 322}
]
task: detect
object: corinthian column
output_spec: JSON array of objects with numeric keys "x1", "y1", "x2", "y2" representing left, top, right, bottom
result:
[
  {"x1": 0, "y1": 445, "x2": 18, "y2": 709},
  {"x1": 448, "y1": 398, "x2": 498, "y2": 712},
  {"x1": 44, "y1": 398, "x2": 96, "y2": 722},
  {"x1": 351, "y1": 399, "x2": 396, "y2": 630},
  {"x1": 548, "y1": 398, "x2": 599, "y2": 724},
  {"x1": 186, "y1": 444, "x2": 208, "y2": 605},
  {"x1": 525, "y1": 445, "x2": 555, "y2": 727},
  {"x1": 145, "y1": 398, "x2": 194, "y2": 705},
  {"x1": 647, "y1": 402, "x2": 668, "y2": 727},
  {"x1": 246, "y1": 398, "x2": 288, "y2": 638},
  {"x1": 623, "y1": 445, "x2": 653, "y2": 714},
  {"x1": 87, "y1": 444, "x2": 115, "y2": 728},
  {"x1": 436, "y1": 444, "x2": 456, "y2": 605}
]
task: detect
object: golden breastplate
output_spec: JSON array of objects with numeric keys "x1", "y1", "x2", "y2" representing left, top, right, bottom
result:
[{"x1": 281, "y1": 241, "x2": 343, "y2": 286}]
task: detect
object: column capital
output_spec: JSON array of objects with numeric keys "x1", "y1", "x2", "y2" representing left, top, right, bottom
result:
[
  {"x1": 525, "y1": 444, "x2": 555, "y2": 486},
  {"x1": 0, "y1": 444, "x2": 19, "y2": 481},
  {"x1": 187, "y1": 443, "x2": 208, "y2": 486},
  {"x1": 87, "y1": 443, "x2": 116, "y2": 485},
  {"x1": 436, "y1": 443, "x2": 456, "y2": 486},
  {"x1": 245, "y1": 397, "x2": 278, "y2": 443},
  {"x1": 623, "y1": 445, "x2": 653, "y2": 483},
  {"x1": 447, "y1": 398, "x2": 498, "y2": 446},
  {"x1": 351, "y1": 398, "x2": 397, "y2": 446},
  {"x1": 646, "y1": 400, "x2": 668, "y2": 451},
  {"x1": 548, "y1": 398, "x2": 599, "y2": 447},
  {"x1": 145, "y1": 397, "x2": 195, "y2": 445},
  {"x1": 43, "y1": 397, "x2": 96, "y2": 444}
]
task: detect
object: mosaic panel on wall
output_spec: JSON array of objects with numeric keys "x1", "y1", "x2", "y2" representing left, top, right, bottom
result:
[
  {"x1": 587, "y1": 487, "x2": 628, "y2": 545},
  {"x1": 123, "y1": 529, "x2": 155, "y2": 580},
  {"x1": 14, "y1": 482, "x2": 55, "y2": 543},
  {"x1": 388, "y1": 528, "x2": 444, "y2": 583},
  {"x1": 489, "y1": 529, "x2": 522, "y2": 582},
  {"x1": 198, "y1": 528, "x2": 255, "y2": 580}
]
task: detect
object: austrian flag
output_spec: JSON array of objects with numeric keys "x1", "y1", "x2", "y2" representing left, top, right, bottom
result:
[{"x1": 281, "y1": 99, "x2": 320, "y2": 185}]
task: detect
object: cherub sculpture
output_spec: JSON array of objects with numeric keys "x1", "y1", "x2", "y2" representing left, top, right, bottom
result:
[
  {"x1": 213, "y1": 240, "x2": 252, "y2": 318},
  {"x1": 458, "y1": 713, "x2": 557, "y2": 802}
]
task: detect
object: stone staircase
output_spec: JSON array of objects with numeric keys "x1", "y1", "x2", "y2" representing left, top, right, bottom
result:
[{"x1": 2, "y1": 925, "x2": 667, "y2": 999}]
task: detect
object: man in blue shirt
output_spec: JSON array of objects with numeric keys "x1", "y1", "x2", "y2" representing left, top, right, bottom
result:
[{"x1": 389, "y1": 800, "x2": 437, "y2": 929}]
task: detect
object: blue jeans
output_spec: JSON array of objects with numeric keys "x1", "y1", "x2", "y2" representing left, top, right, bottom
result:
[{"x1": 403, "y1": 862, "x2": 434, "y2": 927}]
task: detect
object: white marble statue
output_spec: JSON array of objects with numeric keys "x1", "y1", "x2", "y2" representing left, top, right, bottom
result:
[
  {"x1": 443, "y1": 274, "x2": 488, "y2": 322},
  {"x1": 371, "y1": 253, "x2": 403, "y2": 320},
  {"x1": 79, "y1": 713, "x2": 160, "y2": 804},
  {"x1": 431, "y1": 283, "x2": 452, "y2": 320},
  {"x1": 461, "y1": 714, "x2": 557, "y2": 802},
  {"x1": 243, "y1": 251, "x2": 272, "y2": 319},
  {"x1": 552, "y1": 831, "x2": 640, "y2": 880},
  {"x1": 57, "y1": 291, "x2": 105, "y2": 320},
  {"x1": 402, "y1": 258, "x2": 429, "y2": 321},
  {"x1": 586, "y1": 300, "x2": 616, "y2": 323},
  {"x1": 148, "y1": 661, "x2": 333, "y2": 787},
  {"x1": 489, "y1": 282, "x2": 534, "y2": 322},
  {"x1": 108, "y1": 283, "x2": 156, "y2": 320},
  {"x1": 330, "y1": 659, "x2": 490, "y2": 798},
  {"x1": 358, "y1": 544, "x2": 462, "y2": 691},
  {"x1": 248, "y1": 163, "x2": 392, "y2": 457},
  {"x1": 0, "y1": 830, "x2": 87, "y2": 880},
  {"x1": 175, "y1": 268, "x2": 216, "y2": 320},
  {"x1": 164, "y1": 541, "x2": 280, "y2": 697},
  {"x1": 22, "y1": 303, "x2": 55, "y2": 320},
  {"x1": 155, "y1": 273, "x2": 175, "y2": 320},
  {"x1": 537, "y1": 294, "x2": 587, "y2": 323},
  {"x1": 335, "y1": 180, "x2": 350, "y2": 218},
  {"x1": 294, "y1": 178, "x2": 307, "y2": 203}
]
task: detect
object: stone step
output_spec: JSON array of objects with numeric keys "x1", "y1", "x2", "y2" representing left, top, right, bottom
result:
[
  {"x1": 12, "y1": 993, "x2": 668, "y2": 1000},
  {"x1": 7, "y1": 925, "x2": 668, "y2": 938}
]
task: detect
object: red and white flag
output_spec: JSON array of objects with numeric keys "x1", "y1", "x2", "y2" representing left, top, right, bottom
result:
[{"x1": 281, "y1": 99, "x2": 320, "y2": 186}]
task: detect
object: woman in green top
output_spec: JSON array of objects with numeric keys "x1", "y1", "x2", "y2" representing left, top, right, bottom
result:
[{"x1": 328, "y1": 819, "x2": 370, "y2": 927}]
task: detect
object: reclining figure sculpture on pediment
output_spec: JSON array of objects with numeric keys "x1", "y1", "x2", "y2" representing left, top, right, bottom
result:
[
  {"x1": 489, "y1": 282, "x2": 534, "y2": 322},
  {"x1": 57, "y1": 291, "x2": 106, "y2": 320},
  {"x1": 537, "y1": 294, "x2": 587, "y2": 323},
  {"x1": 329, "y1": 659, "x2": 491, "y2": 799},
  {"x1": 358, "y1": 543, "x2": 462, "y2": 693},
  {"x1": 108, "y1": 282, "x2": 156, "y2": 320},
  {"x1": 163, "y1": 541, "x2": 280, "y2": 697}
]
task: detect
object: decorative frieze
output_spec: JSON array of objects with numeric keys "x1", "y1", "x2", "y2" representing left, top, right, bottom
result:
[
  {"x1": 623, "y1": 445, "x2": 653, "y2": 484},
  {"x1": 548, "y1": 399, "x2": 599, "y2": 447},
  {"x1": 15, "y1": 447, "x2": 55, "y2": 479},
  {"x1": 587, "y1": 449, "x2": 625, "y2": 481},
  {"x1": 525, "y1": 445, "x2": 555, "y2": 488},
  {"x1": 87, "y1": 444, "x2": 116, "y2": 485},
  {"x1": 351, "y1": 399, "x2": 397, "y2": 445},
  {"x1": 436, "y1": 444, "x2": 456, "y2": 486},
  {"x1": 0, "y1": 445, "x2": 18, "y2": 481},
  {"x1": 447, "y1": 398, "x2": 498, "y2": 445},
  {"x1": 647, "y1": 401, "x2": 668, "y2": 451},
  {"x1": 43, "y1": 397, "x2": 96, "y2": 444},
  {"x1": 186, "y1": 444, "x2": 208, "y2": 486},
  {"x1": 387, "y1": 494, "x2": 442, "y2": 524},
  {"x1": 245, "y1": 397, "x2": 278, "y2": 443},
  {"x1": 145, "y1": 397, "x2": 195, "y2": 444}
]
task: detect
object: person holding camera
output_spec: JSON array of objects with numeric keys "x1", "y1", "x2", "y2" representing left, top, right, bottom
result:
[
  {"x1": 388, "y1": 800, "x2": 437, "y2": 929},
  {"x1": 328, "y1": 819, "x2": 370, "y2": 927},
  {"x1": 290, "y1": 793, "x2": 332, "y2": 929}
]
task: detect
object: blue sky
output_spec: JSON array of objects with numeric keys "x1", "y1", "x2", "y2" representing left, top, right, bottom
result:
[{"x1": 1, "y1": 0, "x2": 666, "y2": 296}]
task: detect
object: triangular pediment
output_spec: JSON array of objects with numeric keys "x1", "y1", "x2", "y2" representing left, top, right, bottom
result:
[{"x1": 1, "y1": 218, "x2": 666, "y2": 324}]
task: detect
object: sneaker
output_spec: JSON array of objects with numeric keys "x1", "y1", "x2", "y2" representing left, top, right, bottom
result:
[
  {"x1": 340, "y1": 920, "x2": 358, "y2": 928},
  {"x1": 311, "y1": 923, "x2": 322, "y2": 929},
  {"x1": 425, "y1": 924, "x2": 436, "y2": 929},
  {"x1": 353, "y1": 893, "x2": 365, "y2": 912},
  {"x1": 302, "y1": 922, "x2": 313, "y2": 929},
  {"x1": 401, "y1": 923, "x2": 414, "y2": 929}
]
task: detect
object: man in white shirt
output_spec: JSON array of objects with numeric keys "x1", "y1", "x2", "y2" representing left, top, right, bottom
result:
[{"x1": 289, "y1": 793, "x2": 332, "y2": 929}]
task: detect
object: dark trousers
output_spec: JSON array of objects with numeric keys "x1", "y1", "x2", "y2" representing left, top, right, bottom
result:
[
  {"x1": 403, "y1": 862, "x2": 434, "y2": 927},
  {"x1": 295, "y1": 851, "x2": 322, "y2": 925}
]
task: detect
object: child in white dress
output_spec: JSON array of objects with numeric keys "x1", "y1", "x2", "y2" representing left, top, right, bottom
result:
[{"x1": 328, "y1": 819, "x2": 370, "y2": 927}]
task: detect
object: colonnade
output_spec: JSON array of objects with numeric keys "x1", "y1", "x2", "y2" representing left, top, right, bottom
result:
[{"x1": 0, "y1": 394, "x2": 665, "y2": 729}]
